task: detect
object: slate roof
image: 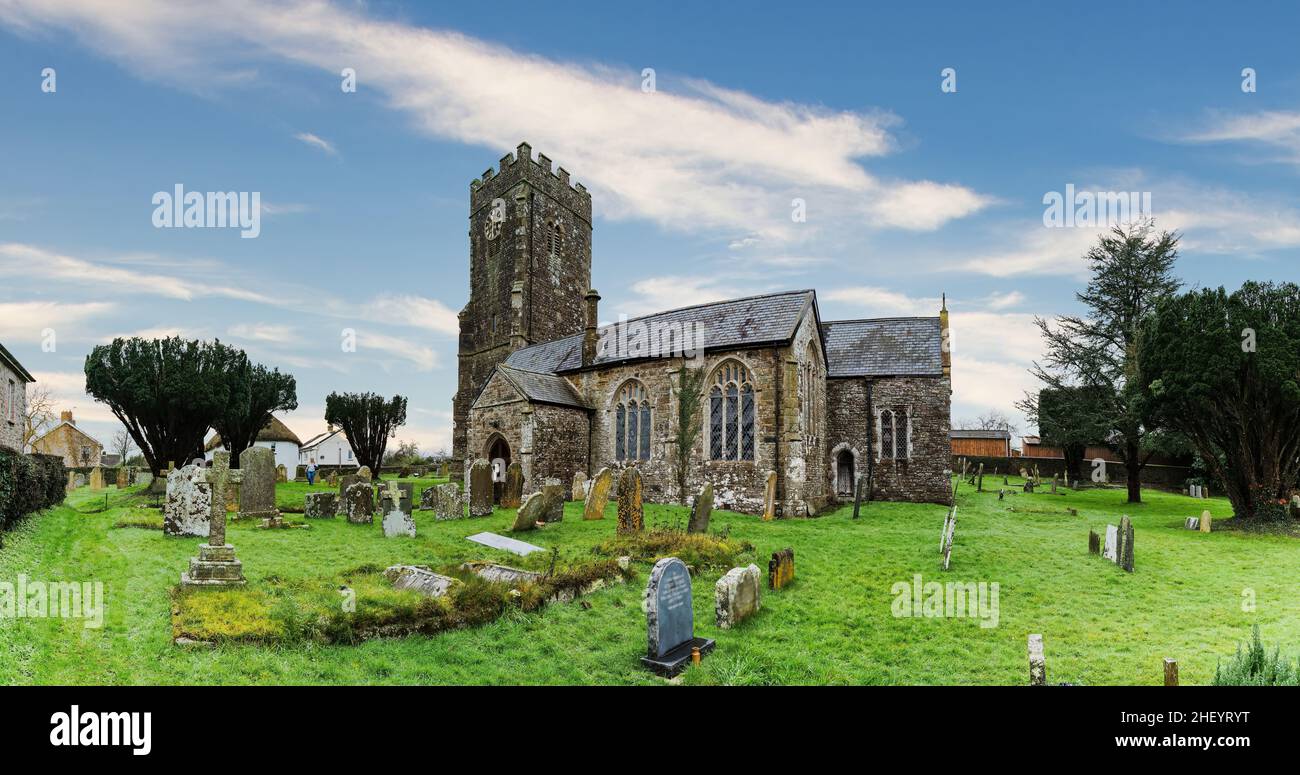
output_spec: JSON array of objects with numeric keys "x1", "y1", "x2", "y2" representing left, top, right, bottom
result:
[
  {"x1": 820, "y1": 318, "x2": 943, "y2": 377},
  {"x1": 0, "y1": 341, "x2": 35, "y2": 383},
  {"x1": 950, "y1": 429, "x2": 1012, "y2": 440},
  {"x1": 505, "y1": 290, "x2": 817, "y2": 373},
  {"x1": 495, "y1": 365, "x2": 589, "y2": 409}
]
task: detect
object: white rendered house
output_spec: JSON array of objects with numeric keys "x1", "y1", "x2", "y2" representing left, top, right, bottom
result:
[
  {"x1": 298, "y1": 426, "x2": 358, "y2": 470},
  {"x1": 205, "y1": 415, "x2": 302, "y2": 479}
]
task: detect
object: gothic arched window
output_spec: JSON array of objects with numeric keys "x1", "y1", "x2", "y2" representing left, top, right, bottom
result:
[
  {"x1": 800, "y1": 341, "x2": 820, "y2": 451},
  {"x1": 709, "y1": 361, "x2": 755, "y2": 461},
  {"x1": 614, "y1": 381, "x2": 652, "y2": 461}
]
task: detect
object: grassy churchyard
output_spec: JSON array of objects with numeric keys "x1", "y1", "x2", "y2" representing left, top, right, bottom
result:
[{"x1": 1, "y1": 474, "x2": 1296, "y2": 686}]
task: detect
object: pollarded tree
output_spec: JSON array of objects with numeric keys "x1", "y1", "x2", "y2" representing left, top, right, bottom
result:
[
  {"x1": 84, "y1": 337, "x2": 234, "y2": 477},
  {"x1": 1024, "y1": 220, "x2": 1181, "y2": 503},
  {"x1": 1140, "y1": 281, "x2": 1300, "y2": 520},
  {"x1": 210, "y1": 359, "x2": 299, "y2": 469},
  {"x1": 324, "y1": 392, "x2": 407, "y2": 479}
]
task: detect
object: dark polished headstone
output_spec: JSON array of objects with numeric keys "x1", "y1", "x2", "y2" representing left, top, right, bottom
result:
[{"x1": 640, "y1": 557, "x2": 714, "y2": 677}]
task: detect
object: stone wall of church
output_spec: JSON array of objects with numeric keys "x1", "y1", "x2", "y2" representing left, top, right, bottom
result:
[
  {"x1": 826, "y1": 375, "x2": 952, "y2": 506},
  {"x1": 466, "y1": 373, "x2": 590, "y2": 492}
]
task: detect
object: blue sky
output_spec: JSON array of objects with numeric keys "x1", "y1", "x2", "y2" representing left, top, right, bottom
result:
[{"x1": 2, "y1": 0, "x2": 1298, "y2": 453}]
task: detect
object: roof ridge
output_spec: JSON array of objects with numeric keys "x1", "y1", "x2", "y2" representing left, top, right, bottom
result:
[
  {"x1": 823, "y1": 316, "x2": 939, "y2": 325},
  {"x1": 608, "y1": 288, "x2": 814, "y2": 325}
]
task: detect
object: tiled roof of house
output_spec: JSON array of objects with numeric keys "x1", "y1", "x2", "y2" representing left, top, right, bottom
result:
[
  {"x1": 505, "y1": 290, "x2": 817, "y2": 373},
  {"x1": 950, "y1": 429, "x2": 1012, "y2": 440},
  {"x1": 495, "y1": 365, "x2": 589, "y2": 409},
  {"x1": 820, "y1": 317, "x2": 943, "y2": 377}
]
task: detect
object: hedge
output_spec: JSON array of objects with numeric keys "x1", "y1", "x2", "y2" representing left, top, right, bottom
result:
[{"x1": 0, "y1": 449, "x2": 66, "y2": 532}]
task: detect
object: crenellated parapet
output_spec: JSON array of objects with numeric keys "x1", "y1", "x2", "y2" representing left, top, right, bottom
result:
[{"x1": 470, "y1": 141, "x2": 592, "y2": 224}]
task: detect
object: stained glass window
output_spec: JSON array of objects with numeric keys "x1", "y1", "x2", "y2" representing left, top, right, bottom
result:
[
  {"x1": 615, "y1": 403, "x2": 626, "y2": 461},
  {"x1": 894, "y1": 408, "x2": 908, "y2": 460},
  {"x1": 615, "y1": 381, "x2": 651, "y2": 461},
  {"x1": 708, "y1": 361, "x2": 755, "y2": 461},
  {"x1": 709, "y1": 386, "x2": 723, "y2": 459},
  {"x1": 881, "y1": 410, "x2": 895, "y2": 459}
]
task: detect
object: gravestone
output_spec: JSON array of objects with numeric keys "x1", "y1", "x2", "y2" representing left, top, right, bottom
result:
[
  {"x1": 385, "y1": 565, "x2": 457, "y2": 598},
  {"x1": 382, "y1": 505, "x2": 418, "y2": 538},
  {"x1": 462, "y1": 562, "x2": 543, "y2": 585},
  {"x1": 343, "y1": 481, "x2": 373, "y2": 524},
  {"x1": 419, "y1": 485, "x2": 436, "y2": 511},
  {"x1": 238, "y1": 447, "x2": 281, "y2": 526},
  {"x1": 207, "y1": 452, "x2": 232, "y2": 532},
  {"x1": 180, "y1": 463, "x2": 245, "y2": 589},
  {"x1": 275, "y1": 464, "x2": 288, "y2": 483},
  {"x1": 572, "y1": 471, "x2": 588, "y2": 501},
  {"x1": 434, "y1": 483, "x2": 464, "y2": 520},
  {"x1": 377, "y1": 481, "x2": 413, "y2": 515},
  {"x1": 1200, "y1": 510, "x2": 1212, "y2": 533},
  {"x1": 541, "y1": 478, "x2": 564, "y2": 523},
  {"x1": 469, "y1": 458, "x2": 494, "y2": 517},
  {"x1": 1088, "y1": 529, "x2": 1100, "y2": 554},
  {"x1": 852, "y1": 474, "x2": 866, "y2": 519},
  {"x1": 510, "y1": 491, "x2": 546, "y2": 531},
  {"x1": 768, "y1": 548, "x2": 795, "y2": 590},
  {"x1": 338, "y1": 474, "x2": 359, "y2": 508},
  {"x1": 1102, "y1": 524, "x2": 1119, "y2": 563},
  {"x1": 976, "y1": 462, "x2": 984, "y2": 493},
  {"x1": 617, "y1": 467, "x2": 644, "y2": 535},
  {"x1": 438, "y1": 462, "x2": 448, "y2": 478},
  {"x1": 940, "y1": 507, "x2": 956, "y2": 571},
  {"x1": 1202, "y1": 485, "x2": 1210, "y2": 499},
  {"x1": 1050, "y1": 475, "x2": 1058, "y2": 494},
  {"x1": 1118, "y1": 515, "x2": 1134, "y2": 573},
  {"x1": 1184, "y1": 517, "x2": 1200, "y2": 530},
  {"x1": 164, "y1": 463, "x2": 211, "y2": 537},
  {"x1": 583, "y1": 467, "x2": 613, "y2": 520},
  {"x1": 714, "y1": 564, "x2": 761, "y2": 629},
  {"x1": 305, "y1": 492, "x2": 337, "y2": 518},
  {"x1": 501, "y1": 462, "x2": 524, "y2": 509},
  {"x1": 762, "y1": 470, "x2": 777, "y2": 521},
  {"x1": 65, "y1": 471, "x2": 77, "y2": 492},
  {"x1": 74, "y1": 473, "x2": 86, "y2": 488},
  {"x1": 1291, "y1": 495, "x2": 1300, "y2": 519},
  {"x1": 116, "y1": 467, "x2": 129, "y2": 489},
  {"x1": 89, "y1": 467, "x2": 104, "y2": 490},
  {"x1": 357, "y1": 465, "x2": 372, "y2": 483},
  {"x1": 640, "y1": 557, "x2": 714, "y2": 677},
  {"x1": 1028, "y1": 634, "x2": 1046, "y2": 686},
  {"x1": 466, "y1": 531, "x2": 544, "y2": 556},
  {"x1": 687, "y1": 482, "x2": 713, "y2": 534}
]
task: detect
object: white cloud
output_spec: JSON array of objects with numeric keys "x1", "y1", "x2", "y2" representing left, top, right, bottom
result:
[
  {"x1": 293, "y1": 131, "x2": 337, "y2": 156},
  {"x1": 0, "y1": 301, "x2": 116, "y2": 342},
  {"x1": 821, "y1": 286, "x2": 937, "y2": 317},
  {"x1": 355, "y1": 330, "x2": 438, "y2": 372},
  {"x1": 355, "y1": 294, "x2": 459, "y2": 336},
  {"x1": 227, "y1": 323, "x2": 298, "y2": 344},
  {"x1": 1177, "y1": 110, "x2": 1300, "y2": 167},
  {"x1": 0, "y1": 0, "x2": 989, "y2": 239}
]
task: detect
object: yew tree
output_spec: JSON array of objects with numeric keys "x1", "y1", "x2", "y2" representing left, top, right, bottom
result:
[
  {"x1": 210, "y1": 360, "x2": 298, "y2": 469},
  {"x1": 324, "y1": 392, "x2": 407, "y2": 478}
]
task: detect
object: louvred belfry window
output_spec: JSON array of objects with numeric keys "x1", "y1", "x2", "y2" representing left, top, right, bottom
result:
[
  {"x1": 708, "y1": 361, "x2": 755, "y2": 461},
  {"x1": 615, "y1": 381, "x2": 651, "y2": 461}
]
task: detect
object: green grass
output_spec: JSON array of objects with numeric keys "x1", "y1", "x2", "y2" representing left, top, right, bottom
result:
[{"x1": 1, "y1": 476, "x2": 1297, "y2": 685}]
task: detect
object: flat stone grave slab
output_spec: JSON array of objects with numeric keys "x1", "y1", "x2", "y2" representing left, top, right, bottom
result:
[{"x1": 465, "y1": 531, "x2": 545, "y2": 556}]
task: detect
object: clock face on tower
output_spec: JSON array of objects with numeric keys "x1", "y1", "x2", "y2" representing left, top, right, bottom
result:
[{"x1": 484, "y1": 218, "x2": 501, "y2": 241}]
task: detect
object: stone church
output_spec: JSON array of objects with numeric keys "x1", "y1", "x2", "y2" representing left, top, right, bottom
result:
[{"x1": 452, "y1": 143, "x2": 952, "y2": 516}]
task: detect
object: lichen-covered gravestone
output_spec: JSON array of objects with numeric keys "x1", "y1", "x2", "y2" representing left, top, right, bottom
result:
[
  {"x1": 356, "y1": 465, "x2": 372, "y2": 482},
  {"x1": 617, "y1": 467, "x2": 644, "y2": 535},
  {"x1": 382, "y1": 504, "x2": 418, "y2": 538},
  {"x1": 768, "y1": 548, "x2": 795, "y2": 590},
  {"x1": 275, "y1": 464, "x2": 287, "y2": 483},
  {"x1": 510, "y1": 491, "x2": 546, "y2": 531},
  {"x1": 180, "y1": 462, "x2": 246, "y2": 589},
  {"x1": 762, "y1": 470, "x2": 777, "y2": 520},
  {"x1": 238, "y1": 446, "x2": 281, "y2": 526},
  {"x1": 640, "y1": 557, "x2": 714, "y2": 677},
  {"x1": 337, "y1": 473, "x2": 359, "y2": 511},
  {"x1": 435, "y1": 483, "x2": 464, "y2": 520},
  {"x1": 715, "y1": 564, "x2": 761, "y2": 629},
  {"x1": 385, "y1": 565, "x2": 457, "y2": 598},
  {"x1": 501, "y1": 462, "x2": 524, "y2": 509},
  {"x1": 305, "y1": 492, "x2": 337, "y2": 518},
  {"x1": 377, "y1": 481, "x2": 413, "y2": 515},
  {"x1": 1117, "y1": 515, "x2": 1134, "y2": 573},
  {"x1": 116, "y1": 467, "x2": 129, "y2": 489},
  {"x1": 344, "y1": 481, "x2": 374, "y2": 524},
  {"x1": 164, "y1": 463, "x2": 211, "y2": 537},
  {"x1": 583, "y1": 467, "x2": 613, "y2": 520},
  {"x1": 1028, "y1": 634, "x2": 1046, "y2": 686},
  {"x1": 541, "y1": 478, "x2": 564, "y2": 523},
  {"x1": 89, "y1": 467, "x2": 104, "y2": 491},
  {"x1": 419, "y1": 486, "x2": 436, "y2": 511},
  {"x1": 208, "y1": 452, "x2": 232, "y2": 530},
  {"x1": 469, "y1": 458, "x2": 494, "y2": 517},
  {"x1": 571, "y1": 471, "x2": 587, "y2": 501},
  {"x1": 1200, "y1": 510, "x2": 1212, "y2": 533},
  {"x1": 687, "y1": 482, "x2": 713, "y2": 534}
]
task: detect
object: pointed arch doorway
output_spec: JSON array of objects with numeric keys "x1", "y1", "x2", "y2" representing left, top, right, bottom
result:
[{"x1": 486, "y1": 435, "x2": 511, "y2": 504}]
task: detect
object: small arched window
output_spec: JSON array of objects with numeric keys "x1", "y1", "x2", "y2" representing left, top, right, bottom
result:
[
  {"x1": 614, "y1": 381, "x2": 652, "y2": 461},
  {"x1": 709, "y1": 361, "x2": 755, "y2": 461}
]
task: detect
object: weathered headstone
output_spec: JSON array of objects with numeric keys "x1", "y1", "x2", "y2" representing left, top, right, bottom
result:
[
  {"x1": 434, "y1": 483, "x2": 464, "y2": 520},
  {"x1": 768, "y1": 548, "x2": 795, "y2": 590},
  {"x1": 238, "y1": 446, "x2": 281, "y2": 526},
  {"x1": 305, "y1": 491, "x2": 337, "y2": 518},
  {"x1": 571, "y1": 471, "x2": 588, "y2": 501},
  {"x1": 438, "y1": 462, "x2": 448, "y2": 479},
  {"x1": 164, "y1": 463, "x2": 211, "y2": 537},
  {"x1": 1200, "y1": 509, "x2": 1211, "y2": 533},
  {"x1": 687, "y1": 482, "x2": 713, "y2": 534},
  {"x1": 116, "y1": 467, "x2": 129, "y2": 489},
  {"x1": 343, "y1": 481, "x2": 373, "y2": 524},
  {"x1": 337, "y1": 473, "x2": 359, "y2": 509},
  {"x1": 419, "y1": 485, "x2": 437, "y2": 511},
  {"x1": 385, "y1": 565, "x2": 457, "y2": 598},
  {"x1": 852, "y1": 474, "x2": 866, "y2": 519},
  {"x1": 469, "y1": 458, "x2": 493, "y2": 517},
  {"x1": 1088, "y1": 529, "x2": 1100, "y2": 554},
  {"x1": 74, "y1": 473, "x2": 87, "y2": 488},
  {"x1": 1164, "y1": 658, "x2": 1179, "y2": 687},
  {"x1": 1028, "y1": 634, "x2": 1046, "y2": 686},
  {"x1": 180, "y1": 462, "x2": 245, "y2": 589},
  {"x1": 501, "y1": 462, "x2": 524, "y2": 508},
  {"x1": 1184, "y1": 517, "x2": 1200, "y2": 530},
  {"x1": 762, "y1": 470, "x2": 777, "y2": 521},
  {"x1": 640, "y1": 557, "x2": 714, "y2": 677},
  {"x1": 377, "y1": 480, "x2": 413, "y2": 516},
  {"x1": 275, "y1": 464, "x2": 288, "y2": 483},
  {"x1": 356, "y1": 465, "x2": 372, "y2": 482},
  {"x1": 1202, "y1": 485, "x2": 1210, "y2": 499},
  {"x1": 381, "y1": 506, "x2": 417, "y2": 538},
  {"x1": 462, "y1": 562, "x2": 543, "y2": 585},
  {"x1": 541, "y1": 478, "x2": 564, "y2": 523},
  {"x1": 617, "y1": 467, "x2": 644, "y2": 535},
  {"x1": 1102, "y1": 524, "x2": 1119, "y2": 563},
  {"x1": 1118, "y1": 515, "x2": 1134, "y2": 573},
  {"x1": 510, "y1": 491, "x2": 546, "y2": 531},
  {"x1": 65, "y1": 471, "x2": 77, "y2": 492},
  {"x1": 89, "y1": 467, "x2": 104, "y2": 490},
  {"x1": 583, "y1": 467, "x2": 613, "y2": 520},
  {"x1": 465, "y1": 531, "x2": 544, "y2": 556},
  {"x1": 207, "y1": 452, "x2": 232, "y2": 530},
  {"x1": 714, "y1": 564, "x2": 761, "y2": 629}
]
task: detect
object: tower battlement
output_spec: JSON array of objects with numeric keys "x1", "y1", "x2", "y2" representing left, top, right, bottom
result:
[{"x1": 470, "y1": 142, "x2": 591, "y2": 222}]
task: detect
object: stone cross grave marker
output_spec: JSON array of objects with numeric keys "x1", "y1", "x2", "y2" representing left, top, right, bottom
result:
[
  {"x1": 180, "y1": 457, "x2": 246, "y2": 589},
  {"x1": 640, "y1": 557, "x2": 714, "y2": 677}
]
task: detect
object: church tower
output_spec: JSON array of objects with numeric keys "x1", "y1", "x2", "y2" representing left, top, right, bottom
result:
[{"x1": 451, "y1": 142, "x2": 593, "y2": 478}]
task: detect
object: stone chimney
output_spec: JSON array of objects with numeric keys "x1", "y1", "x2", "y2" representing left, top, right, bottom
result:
[
  {"x1": 582, "y1": 289, "x2": 601, "y2": 366},
  {"x1": 61, "y1": 410, "x2": 74, "y2": 425},
  {"x1": 939, "y1": 293, "x2": 951, "y2": 377}
]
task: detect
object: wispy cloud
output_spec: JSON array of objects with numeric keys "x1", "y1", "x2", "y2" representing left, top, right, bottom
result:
[
  {"x1": 1177, "y1": 110, "x2": 1300, "y2": 167},
  {"x1": 227, "y1": 323, "x2": 298, "y2": 344},
  {"x1": 0, "y1": 301, "x2": 116, "y2": 342},
  {"x1": 293, "y1": 131, "x2": 337, "y2": 156}
]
